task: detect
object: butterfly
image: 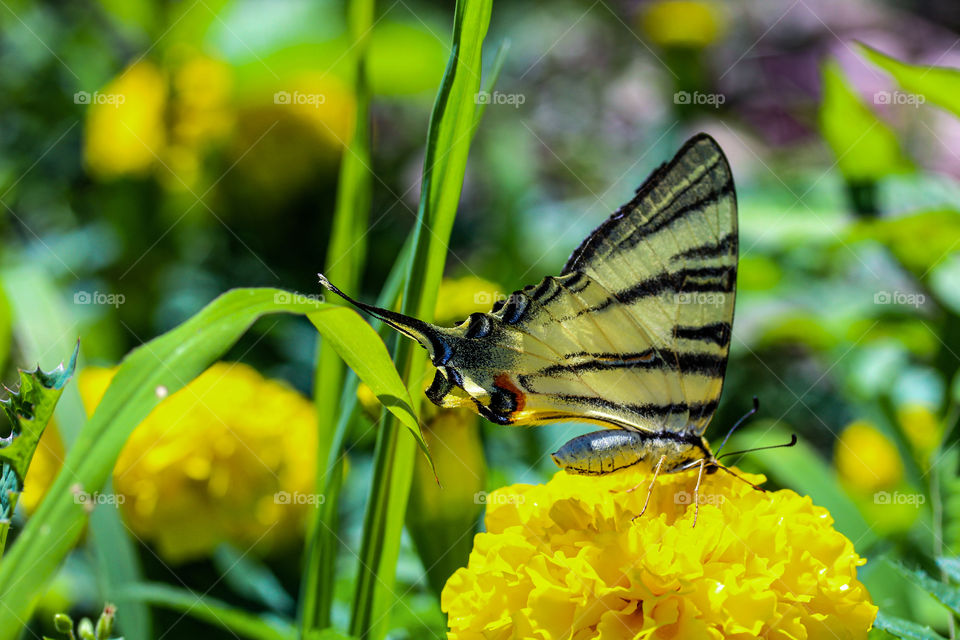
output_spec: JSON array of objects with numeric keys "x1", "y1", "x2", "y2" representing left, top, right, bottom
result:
[{"x1": 319, "y1": 133, "x2": 793, "y2": 524}]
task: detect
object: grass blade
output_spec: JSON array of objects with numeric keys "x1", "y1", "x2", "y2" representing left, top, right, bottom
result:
[
  {"x1": 302, "y1": 0, "x2": 374, "y2": 629},
  {"x1": 0, "y1": 289, "x2": 422, "y2": 634},
  {"x1": 348, "y1": 2, "x2": 492, "y2": 638},
  {"x1": 120, "y1": 582, "x2": 295, "y2": 640}
]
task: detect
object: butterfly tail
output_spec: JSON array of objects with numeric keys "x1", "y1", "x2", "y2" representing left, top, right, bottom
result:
[{"x1": 318, "y1": 274, "x2": 454, "y2": 365}]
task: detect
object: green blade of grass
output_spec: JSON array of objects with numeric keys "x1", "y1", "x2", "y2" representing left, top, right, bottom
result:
[
  {"x1": 120, "y1": 582, "x2": 296, "y2": 640},
  {"x1": 301, "y1": 0, "x2": 375, "y2": 631},
  {"x1": 0, "y1": 289, "x2": 423, "y2": 634},
  {"x1": 348, "y1": 2, "x2": 492, "y2": 639}
]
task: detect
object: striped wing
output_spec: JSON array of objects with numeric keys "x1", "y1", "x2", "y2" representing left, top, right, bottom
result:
[{"x1": 319, "y1": 133, "x2": 737, "y2": 436}]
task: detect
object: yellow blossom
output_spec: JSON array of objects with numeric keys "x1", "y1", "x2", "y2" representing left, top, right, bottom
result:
[
  {"x1": 434, "y1": 276, "x2": 504, "y2": 325},
  {"x1": 835, "y1": 421, "x2": 903, "y2": 493},
  {"x1": 640, "y1": 1, "x2": 726, "y2": 48},
  {"x1": 442, "y1": 467, "x2": 876, "y2": 639},
  {"x1": 897, "y1": 404, "x2": 941, "y2": 464},
  {"x1": 72, "y1": 363, "x2": 316, "y2": 562},
  {"x1": 20, "y1": 421, "x2": 64, "y2": 513},
  {"x1": 84, "y1": 61, "x2": 167, "y2": 179}
]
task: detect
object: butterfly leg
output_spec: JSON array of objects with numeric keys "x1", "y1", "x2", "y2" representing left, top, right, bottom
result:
[
  {"x1": 691, "y1": 458, "x2": 706, "y2": 528},
  {"x1": 631, "y1": 455, "x2": 666, "y2": 521}
]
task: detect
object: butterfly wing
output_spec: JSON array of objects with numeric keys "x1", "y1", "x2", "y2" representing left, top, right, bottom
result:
[
  {"x1": 560, "y1": 133, "x2": 737, "y2": 435},
  {"x1": 319, "y1": 133, "x2": 737, "y2": 435}
]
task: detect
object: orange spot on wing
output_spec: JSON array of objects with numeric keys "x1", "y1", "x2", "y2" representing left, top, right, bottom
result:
[{"x1": 494, "y1": 374, "x2": 526, "y2": 413}]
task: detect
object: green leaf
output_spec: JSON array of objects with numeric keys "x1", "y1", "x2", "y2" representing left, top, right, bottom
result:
[
  {"x1": 120, "y1": 582, "x2": 295, "y2": 640},
  {"x1": 889, "y1": 562, "x2": 960, "y2": 617},
  {"x1": 936, "y1": 557, "x2": 960, "y2": 583},
  {"x1": 872, "y1": 611, "x2": 947, "y2": 640},
  {"x1": 0, "y1": 289, "x2": 421, "y2": 634},
  {"x1": 0, "y1": 343, "x2": 78, "y2": 557},
  {"x1": 349, "y1": 2, "x2": 492, "y2": 639},
  {"x1": 859, "y1": 43, "x2": 960, "y2": 118},
  {"x1": 214, "y1": 544, "x2": 294, "y2": 614},
  {"x1": 818, "y1": 59, "x2": 912, "y2": 181}
]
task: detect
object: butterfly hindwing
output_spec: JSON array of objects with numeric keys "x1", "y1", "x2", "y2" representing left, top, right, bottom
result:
[{"x1": 319, "y1": 133, "x2": 737, "y2": 436}]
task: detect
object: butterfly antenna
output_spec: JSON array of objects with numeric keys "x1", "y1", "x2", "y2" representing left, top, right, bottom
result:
[
  {"x1": 711, "y1": 463, "x2": 768, "y2": 492},
  {"x1": 712, "y1": 396, "x2": 760, "y2": 458},
  {"x1": 716, "y1": 433, "x2": 798, "y2": 462}
]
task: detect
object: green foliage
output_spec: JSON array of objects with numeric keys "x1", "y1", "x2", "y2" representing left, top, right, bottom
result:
[
  {"x1": 818, "y1": 59, "x2": 912, "y2": 182},
  {"x1": 0, "y1": 290, "x2": 425, "y2": 635},
  {"x1": 0, "y1": 343, "x2": 78, "y2": 557},
  {"x1": 859, "y1": 43, "x2": 960, "y2": 118},
  {"x1": 348, "y1": 2, "x2": 493, "y2": 639},
  {"x1": 121, "y1": 583, "x2": 296, "y2": 640}
]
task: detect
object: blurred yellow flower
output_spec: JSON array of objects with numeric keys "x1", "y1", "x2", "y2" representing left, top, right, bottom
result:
[
  {"x1": 640, "y1": 1, "x2": 726, "y2": 48},
  {"x1": 434, "y1": 276, "x2": 504, "y2": 325},
  {"x1": 897, "y1": 404, "x2": 941, "y2": 464},
  {"x1": 20, "y1": 421, "x2": 64, "y2": 513},
  {"x1": 442, "y1": 467, "x2": 876, "y2": 639},
  {"x1": 84, "y1": 61, "x2": 167, "y2": 179},
  {"x1": 835, "y1": 421, "x2": 903, "y2": 493},
  {"x1": 72, "y1": 363, "x2": 317, "y2": 562}
]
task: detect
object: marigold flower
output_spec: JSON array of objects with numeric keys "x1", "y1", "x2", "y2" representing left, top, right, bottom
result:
[
  {"x1": 835, "y1": 421, "x2": 903, "y2": 493},
  {"x1": 74, "y1": 362, "x2": 316, "y2": 562},
  {"x1": 442, "y1": 466, "x2": 876, "y2": 639}
]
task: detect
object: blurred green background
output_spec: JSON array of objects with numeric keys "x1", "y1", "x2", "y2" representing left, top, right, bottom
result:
[{"x1": 5, "y1": 0, "x2": 960, "y2": 637}]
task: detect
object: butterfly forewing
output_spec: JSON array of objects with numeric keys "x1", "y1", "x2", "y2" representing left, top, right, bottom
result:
[{"x1": 319, "y1": 133, "x2": 737, "y2": 437}]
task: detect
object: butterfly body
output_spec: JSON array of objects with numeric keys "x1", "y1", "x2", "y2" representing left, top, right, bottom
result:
[{"x1": 551, "y1": 429, "x2": 715, "y2": 476}]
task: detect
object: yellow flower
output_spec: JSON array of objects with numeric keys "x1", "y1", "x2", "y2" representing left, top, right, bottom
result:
[
  {"x1": 74, "y1": 363, "x2": 316, "y2": 562},
  {"x1": 442, "y1": 467, "x2": 876, "y2": 639},
  {"x1": 84, "y1": 61, "x2": 167, "y2": 179},
  {"x1": 640, "y1": 1, "x2": 726, "y2": 48},
  {"x1": 835, "y1": 421, "x2": 903, "y2": 493},
  {"x1": 434, "y1": 276, "x2": 504, "y2": 325},
  {"x1": 20, "y1": 420, "x2": 65, "y2": 513},
  {"x1": 897, "y1": 404, "x2": 941, "y2": 464}
]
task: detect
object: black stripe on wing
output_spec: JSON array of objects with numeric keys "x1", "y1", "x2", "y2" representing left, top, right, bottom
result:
[{"x1": 562, "y1": 133, "x2": 733, "y2": 275}]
